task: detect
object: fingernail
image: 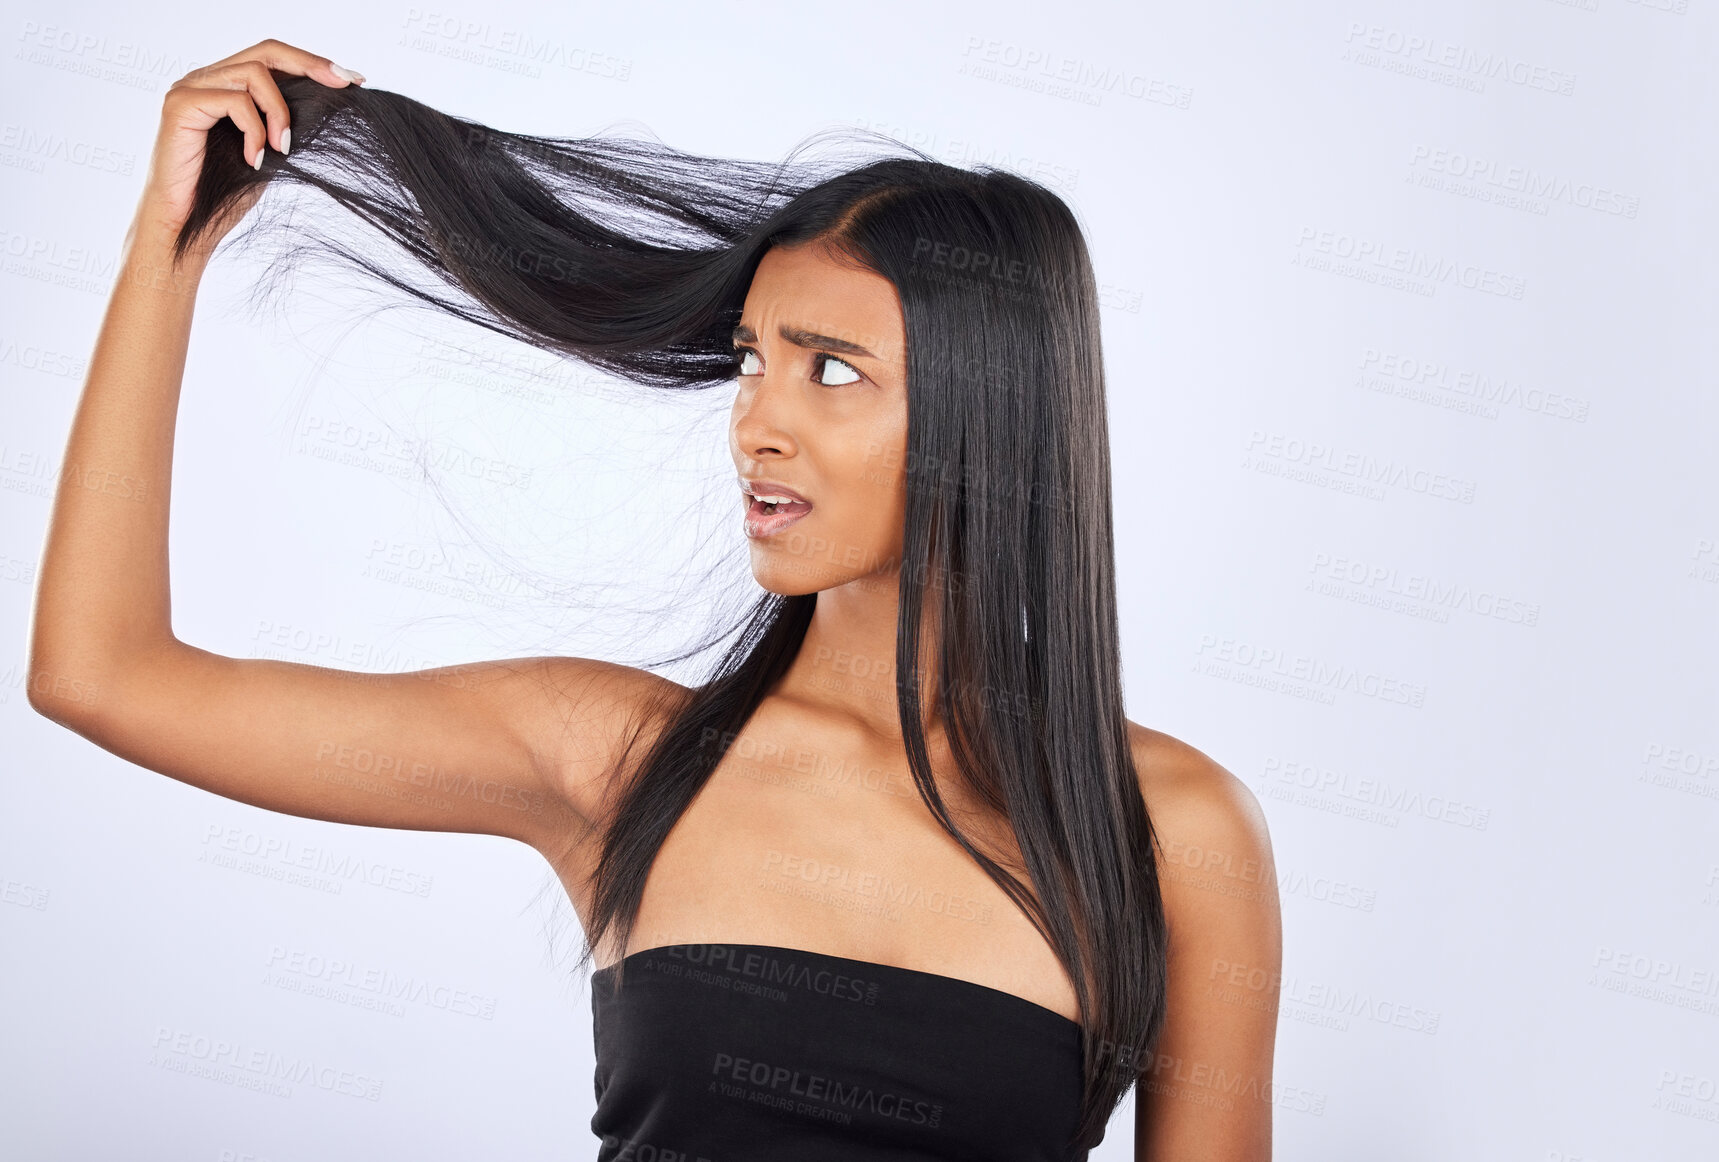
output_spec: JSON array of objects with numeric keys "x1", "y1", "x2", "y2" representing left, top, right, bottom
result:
[
  {"x1": 252, "y1": 145, "x2": 265, "y2": 171},
  {"x1": 281, "y1": 127, "x2": 292, "y2": 155},
  {"x1": 330, "y1": 63, "x2": 366, "y2": 84}
]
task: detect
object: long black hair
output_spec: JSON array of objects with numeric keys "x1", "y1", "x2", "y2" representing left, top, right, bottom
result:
[{"x1": 178, "y1": 75, "x2": 1169, "y2": 1149}]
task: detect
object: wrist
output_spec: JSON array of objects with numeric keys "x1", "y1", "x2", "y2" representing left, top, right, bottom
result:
[{"x1": 121, "y1": 200, "x2": 209, "y2": 296}]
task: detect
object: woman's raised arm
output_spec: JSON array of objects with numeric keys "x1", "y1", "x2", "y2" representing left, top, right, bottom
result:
[{"x1": 23, "y1": 39, "x2": 666, "y2": 857}]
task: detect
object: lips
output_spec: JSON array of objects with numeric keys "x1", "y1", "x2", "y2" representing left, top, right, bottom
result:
[
  {"x1": 741, "y1": 478, "x2": 811, "y2": 506},
  {"x1": 740, "y1": 477, "x2": 814, "y2": 538}
]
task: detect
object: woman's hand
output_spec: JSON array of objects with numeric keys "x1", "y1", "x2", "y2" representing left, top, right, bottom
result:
[{"x1": 135, "y1": 39, "x2": 366, "y2": 260}]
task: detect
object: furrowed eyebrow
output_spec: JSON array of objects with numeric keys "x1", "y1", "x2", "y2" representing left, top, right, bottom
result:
[{"x1": 731, "y1": 322, "x2": 879, "y2": 361}]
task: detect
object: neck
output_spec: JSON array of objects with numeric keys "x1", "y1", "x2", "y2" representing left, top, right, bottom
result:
[{"x1": 776, "y1": 569, "x2": 945, "y2": 744}]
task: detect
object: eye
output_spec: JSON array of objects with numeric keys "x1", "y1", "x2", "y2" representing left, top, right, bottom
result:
[
  {"x1": 731, "y1": 345, "x2": 864, "y2": 388},
  {"x1": 813, "y1": 353, "x2": 862, "y2": 387}
]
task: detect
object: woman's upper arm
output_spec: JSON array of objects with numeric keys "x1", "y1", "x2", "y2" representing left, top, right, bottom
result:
[
  {"x1": 32, "y1": 639, "x2": 678, "y2": 856},
  {"x1": 1130, "y1": 726, "x2": 1283, "y2": 1162}
]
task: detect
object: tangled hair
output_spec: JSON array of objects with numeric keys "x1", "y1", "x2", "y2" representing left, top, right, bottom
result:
[{"x1": 179, "y1": 74, "x2": 1169, "y2": 1150}]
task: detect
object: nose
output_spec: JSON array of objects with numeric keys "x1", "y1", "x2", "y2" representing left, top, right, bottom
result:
[{"x1": 730, "y1": 371, "x2": 799, "y2": 462}]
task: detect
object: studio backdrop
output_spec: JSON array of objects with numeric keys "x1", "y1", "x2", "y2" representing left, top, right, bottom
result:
[{"x1": 3, "y1": 2, "x2": 1714, "y2": 1159}]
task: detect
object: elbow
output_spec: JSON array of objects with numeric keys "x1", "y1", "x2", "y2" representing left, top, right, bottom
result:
[{"x1": 23, "y1": 653, "x2": 110, "y2": 730}]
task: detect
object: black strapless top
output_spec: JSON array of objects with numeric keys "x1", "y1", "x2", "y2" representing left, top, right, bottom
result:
[{"x1": 589, "y1": 942, "x2": 1094, "y2": 1162}]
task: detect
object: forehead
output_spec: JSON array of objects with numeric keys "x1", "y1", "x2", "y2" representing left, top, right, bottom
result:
[{"x1": 743, "y1": 243, "x2": 905, "y2": 363}]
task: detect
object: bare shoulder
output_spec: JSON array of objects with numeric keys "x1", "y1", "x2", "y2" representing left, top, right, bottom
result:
[
  {"x1": 1125, "y1": 720, "x2": 1272, "y2": 859},
  {"x1": 530, "y1": 655, "x2": 689, "y2": 717},
  {"x1": 1125, "y1": 720, "x2": 1281, "y2": 1156},
  {"x1": 1123, "y1": 719, "x2": 1280, "y2": 941},
  {"x1": 525, "y1": 657, "x2": 692, "y2": 835}
]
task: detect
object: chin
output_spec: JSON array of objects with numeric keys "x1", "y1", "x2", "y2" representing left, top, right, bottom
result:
[{"x1": 748, "y1": 556, "x2": 831, "y2": 597}]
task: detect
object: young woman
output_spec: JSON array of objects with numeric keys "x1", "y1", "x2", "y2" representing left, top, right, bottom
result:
[{"x1": 27, "y1": 38, "x2": 1281, "y2": 1162}]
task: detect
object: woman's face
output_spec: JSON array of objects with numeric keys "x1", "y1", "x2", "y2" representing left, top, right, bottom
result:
[{"x1": 729, "y1": 241, "x2": 910, "y2": 596}]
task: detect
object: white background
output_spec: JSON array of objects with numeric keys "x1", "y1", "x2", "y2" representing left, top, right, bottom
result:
[{"x1": 3, "y1": 2, "x2": 1716, "y2": 1159}]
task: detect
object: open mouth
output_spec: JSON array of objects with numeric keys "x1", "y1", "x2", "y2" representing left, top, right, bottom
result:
[{"x1": 743, "y1": 490, "x2": 814, "y2": 537}]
